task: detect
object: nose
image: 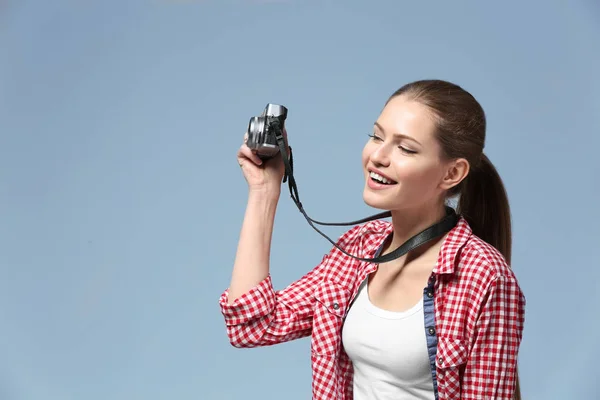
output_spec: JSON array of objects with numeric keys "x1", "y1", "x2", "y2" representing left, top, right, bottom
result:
[{"x1": 370, "y1": 142, "x2": 391, "y2": 167}]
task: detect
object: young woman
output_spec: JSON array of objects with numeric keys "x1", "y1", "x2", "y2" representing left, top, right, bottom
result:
[{"x1": 219, "y1": 80, "x2": 526, "y2": 400}]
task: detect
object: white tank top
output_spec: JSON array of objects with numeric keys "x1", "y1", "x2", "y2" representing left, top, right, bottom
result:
[{"x1": 341, "y1": 279, "x2": 435, "y2": 400}]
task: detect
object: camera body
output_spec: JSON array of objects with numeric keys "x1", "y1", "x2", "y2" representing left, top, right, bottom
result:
[{"x1": 246, "y1": 103, "x2": 288, "y2": 159}]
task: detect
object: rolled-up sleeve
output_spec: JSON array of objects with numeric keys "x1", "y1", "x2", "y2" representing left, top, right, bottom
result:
[
  {"x1": 218, "y1": 253, "x2": 330, "y2": 348},
  {"x1": 220, "y1": 275, "x2": 277, "y2": 327}
]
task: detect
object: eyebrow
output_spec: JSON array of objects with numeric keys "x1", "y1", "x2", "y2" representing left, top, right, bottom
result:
[{"x1": 374, "y1": 122, "x2": 422, "y2": 146}]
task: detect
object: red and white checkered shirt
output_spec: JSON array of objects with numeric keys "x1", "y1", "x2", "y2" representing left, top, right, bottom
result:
[{"x1": 219, "y1": 217, "x2": 526, "y2": 400}]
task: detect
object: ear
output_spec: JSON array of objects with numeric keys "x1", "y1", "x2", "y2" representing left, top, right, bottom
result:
[{"x1": 440, "y1": 158, "x2": 469, "y2": 191}]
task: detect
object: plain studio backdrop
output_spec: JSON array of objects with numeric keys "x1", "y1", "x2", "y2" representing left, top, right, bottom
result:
[{"x1": 1, "y1": 1, "x2": 599, "y2": 399}]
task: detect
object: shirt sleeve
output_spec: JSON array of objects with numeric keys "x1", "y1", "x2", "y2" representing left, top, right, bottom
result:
[
  {"x1": 218, "y1": 259, "x2": 326, "y2": 348},
  {"x1": 461, "y1": 274, "x2": 526, "y2": 400},
  {"x1": 218, "y1": 224, "x2": 363, "y2": 349}
]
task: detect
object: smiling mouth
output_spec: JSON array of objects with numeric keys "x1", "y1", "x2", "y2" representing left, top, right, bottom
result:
[{"x1": 369, "y1": 171, "x2": 397, "y2": 185}]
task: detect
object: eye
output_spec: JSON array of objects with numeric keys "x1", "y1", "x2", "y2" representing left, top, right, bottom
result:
[
  {"x1": 399, "y1": 146, "x2": 417, "y2": 155},
  {"x1": 367, "y1": 133, "x2": 383, "y2": 141}
]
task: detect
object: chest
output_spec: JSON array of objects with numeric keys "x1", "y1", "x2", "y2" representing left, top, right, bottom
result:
[{"x1": 341, "y1": 279, "x2": 433, "y2": 385}]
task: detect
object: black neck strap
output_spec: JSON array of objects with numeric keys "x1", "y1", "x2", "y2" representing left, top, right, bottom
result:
[{"x1": 273, "y1": 123, "x2": 459, "y2": 263}]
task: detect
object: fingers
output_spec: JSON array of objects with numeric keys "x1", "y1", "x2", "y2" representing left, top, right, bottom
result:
[
  {"x1": 238, "y1": 143, "x2": 263, "y2": 167},
  {"x1": 237, "y1": 131, "x2": 263, "y2": 167},
  {"x1": 237, "y1": 130, "x2": 290, "y2": 169}
]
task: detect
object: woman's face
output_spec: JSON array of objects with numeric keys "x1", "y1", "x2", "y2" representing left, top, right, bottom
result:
[{"x1": 362, "y1": 95, "x2": 458, "y2": 212}]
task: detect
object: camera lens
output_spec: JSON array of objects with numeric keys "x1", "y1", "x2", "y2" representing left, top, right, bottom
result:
[{"x1": 247, "y1": 116, "x2": 266, "y2": 149}]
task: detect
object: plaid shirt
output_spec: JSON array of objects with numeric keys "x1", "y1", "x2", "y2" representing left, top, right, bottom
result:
[{"x1": 219, "y1": 217, "x2": 526, "y2": 400}]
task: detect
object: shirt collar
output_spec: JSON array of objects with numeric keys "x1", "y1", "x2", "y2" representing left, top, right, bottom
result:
[
  {"x1": 433, "y1": 216, "x2": 472, "y2": 275},
  {"x1": 363, "y1": 216, "x2": 472, "y2": 275}
]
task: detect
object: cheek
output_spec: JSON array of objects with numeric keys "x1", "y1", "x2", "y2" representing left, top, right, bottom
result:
[{"x1": 394, "y1": 160, "x2": 443, "y2": 187}]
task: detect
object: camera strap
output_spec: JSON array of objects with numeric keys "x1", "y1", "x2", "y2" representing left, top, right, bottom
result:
[{"x1": 273, "y1": 125, "x2": 459, "y2": 264}]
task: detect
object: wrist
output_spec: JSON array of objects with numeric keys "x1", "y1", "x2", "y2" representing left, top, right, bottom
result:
[
  {"x1": 248, "y1": 185, "x2": 281, "y2": 202},
  {"x1": 247, "y1": 187, "x2": 280, "y2": 223}
]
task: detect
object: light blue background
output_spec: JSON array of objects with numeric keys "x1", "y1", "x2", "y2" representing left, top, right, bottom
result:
[{"x1": 1, "y1": 1, "x2": 599, "y2": 399}]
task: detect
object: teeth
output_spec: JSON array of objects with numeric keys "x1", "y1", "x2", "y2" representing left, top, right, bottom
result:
[{"x1": 369, "y1": 171, "x2": 393, "y2": 184}]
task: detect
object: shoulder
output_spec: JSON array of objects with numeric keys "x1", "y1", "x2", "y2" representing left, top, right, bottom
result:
[
  {"x1": 459, "y1": 234, "x2": 515, "y2": 280},
  {"x1": 442, "y1": 227, "x2": 525, "y2": 340},
  {"x1": 318, "y1": 219, "x2": 392, "y2": 284},
  {"x1": 452, "y1": 232, "x2": 524, "y2": 306}
]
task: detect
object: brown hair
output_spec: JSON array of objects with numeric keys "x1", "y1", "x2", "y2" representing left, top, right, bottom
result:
[{"x1": 388, "y1": 79, "x2": 521, "y2": 399}]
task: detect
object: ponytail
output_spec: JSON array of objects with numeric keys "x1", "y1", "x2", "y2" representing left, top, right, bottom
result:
[
  {"x1": 457, "y1": 153, "x2": 521, "y2": 400},
  {"x1": 457, "y1": 153, "x2": 511, "y2": 263}
]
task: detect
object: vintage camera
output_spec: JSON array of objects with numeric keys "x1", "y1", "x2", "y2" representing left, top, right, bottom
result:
[{"x1": 246, "y1": 103, "x2": 288, "y2": 159}]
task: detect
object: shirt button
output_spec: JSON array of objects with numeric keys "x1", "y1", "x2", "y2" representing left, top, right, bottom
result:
[
  {"x1": 427, "y1": 291, "x2": 433, "y2": 298},
  {"x1": 438, "y1": 357, "x2": 443, "y2": 365},
  {"x1": 332, "y1": 302, "x2": 340, "y2": 310},
  {"x1": 428, "y1": 327, "x2": 436, "y2": 336}
]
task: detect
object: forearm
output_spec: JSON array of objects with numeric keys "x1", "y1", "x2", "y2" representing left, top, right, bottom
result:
[{"x1": 227, "y1": 189, "x2": 280, "y2": 303}]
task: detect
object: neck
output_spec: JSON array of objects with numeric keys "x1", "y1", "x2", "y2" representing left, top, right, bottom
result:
[{"x1": 388, "y1": 202, "x2": 448, "y2": 250}]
